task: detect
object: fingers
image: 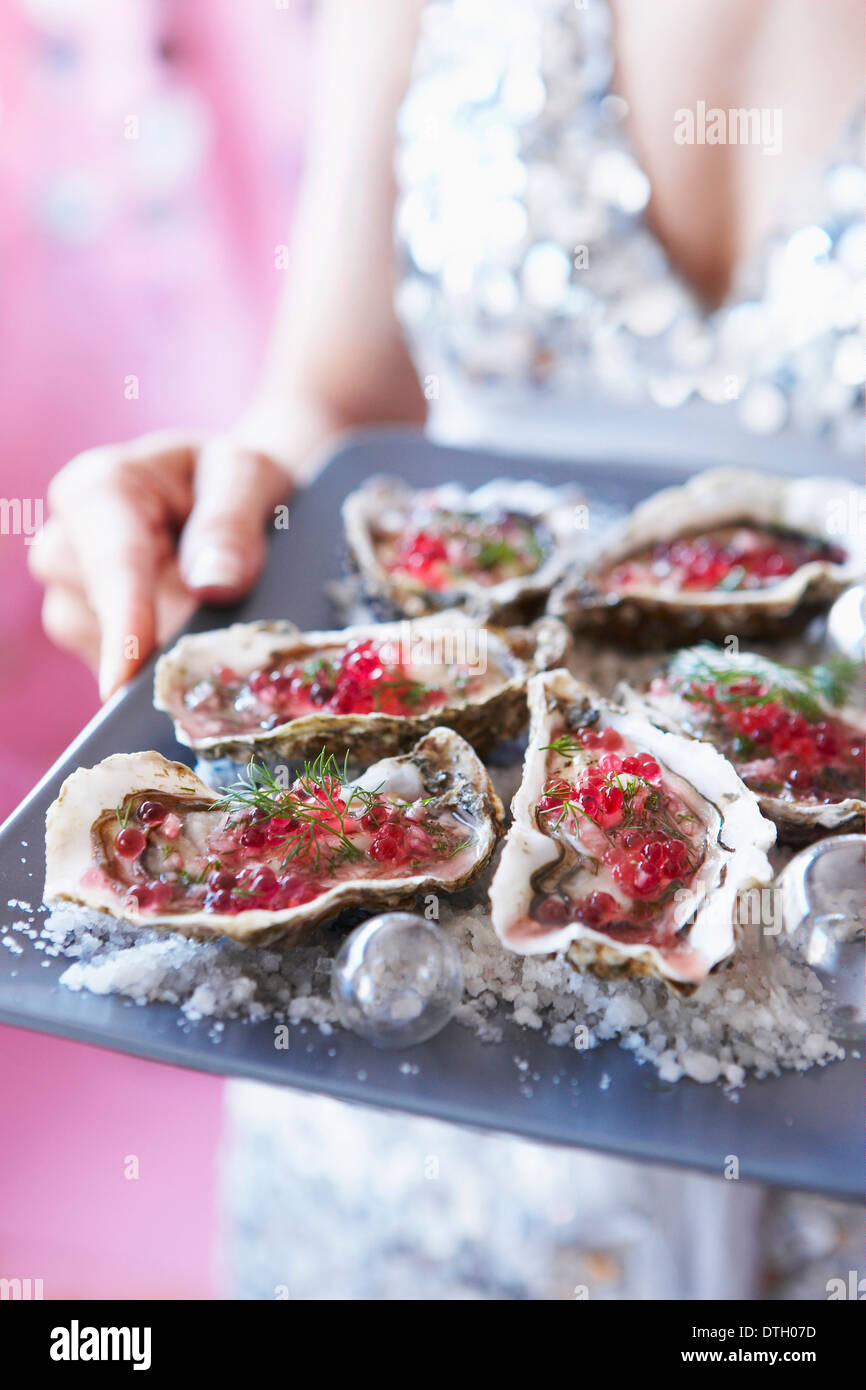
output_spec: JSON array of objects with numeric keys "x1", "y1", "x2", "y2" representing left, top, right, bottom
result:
[
  {"x1": 41, "y1": 585, "x2": 100, "y2": 672},
  {"x1": 36, "y1": 433, "x2": 291, "y2": 700},
  {"x1": 82, "y1": 498, "x2": 162, "y2": 700},
  {"x1": 154, "y1": 557, "x2": 198, "y2": 645},
  {"x1": 45, "y1": 443, "x2": 195, "y2": 700},
  {"x1": 38, "y1": 564, "x2": 197, "y2": 683},
  {"x1": 32, "y1": 518, "x2": 159, "y2": 699},
  {"x1": 179, "y1": 439, "x2": 291, "y2": 600}
]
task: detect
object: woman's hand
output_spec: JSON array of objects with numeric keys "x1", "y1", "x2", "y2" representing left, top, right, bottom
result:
[
  {"x1": 29, "y1": 430, "x2": 292, "y2": 700},
  {"x1": 30, "y1": 0, "x2": 430, "y2": 704}
]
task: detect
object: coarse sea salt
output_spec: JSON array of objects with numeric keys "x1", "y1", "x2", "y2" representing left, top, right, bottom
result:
[{"x1": 8, "y1": 861, "x2": 842, "y2": 1093}]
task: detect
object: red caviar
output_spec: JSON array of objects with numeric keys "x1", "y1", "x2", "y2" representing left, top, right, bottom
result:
[{"x1": 604, "y1": 526, "x2": 845, "y2": 595}]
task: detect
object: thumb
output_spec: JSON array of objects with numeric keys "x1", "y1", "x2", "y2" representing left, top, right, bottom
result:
[{"x1": 179, "y1": 439, "x2": 291, "y2": 600}]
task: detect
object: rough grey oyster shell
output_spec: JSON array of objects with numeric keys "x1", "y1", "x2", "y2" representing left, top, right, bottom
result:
[
  {"x1": 154, "y1": 610, "x2": 568, "y2": 764},
  {"x1": 343, "y1": 475, "x2": 584, "y2": 623},
  {"x1": 549, "y1": 468, "x2": 865, "y2": 648},
  {"x1": 622, "y1": 646, "x2": 865, "y2": 843}
]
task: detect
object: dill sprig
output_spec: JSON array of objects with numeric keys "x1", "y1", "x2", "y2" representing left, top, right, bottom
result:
[
  {"x1": 213, "y1": 750, "x2": 386, "y2": 872},
  {"x1": 540, "y1": 733, "x2": 584, "y2": 759},
  {"x1": 667, "y1": 644, "x2": 859, "y2": 722}
]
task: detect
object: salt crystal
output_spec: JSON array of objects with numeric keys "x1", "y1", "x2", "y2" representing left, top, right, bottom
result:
[{"x1": 682, "y1": 1052, "x2": 722, "y2": 1084}]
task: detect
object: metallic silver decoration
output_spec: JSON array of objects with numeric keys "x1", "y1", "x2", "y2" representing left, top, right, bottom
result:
[
  {"x1": 395, "y1": 0, "x2": 864, "y2": 453},
  {"x1": 331, "y1": 912, "x2": 464, "y2": 1048},
  {"x1": 826, "y1": 585, "x2": 866, "y2": 663},
  {"x1": 780, "y1": 836, "x2": 865, "y2": 1040}
]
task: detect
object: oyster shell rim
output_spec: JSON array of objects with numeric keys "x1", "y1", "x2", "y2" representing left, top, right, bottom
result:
[
  {"x1": 549, "y1": 468, "x2": 865, "y2": 644},
  {"x1": 343, "y1": 474, "x2": 583, "y2": 621}
]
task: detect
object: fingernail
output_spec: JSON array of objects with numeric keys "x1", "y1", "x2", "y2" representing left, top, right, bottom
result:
[{"x1": 186, "y1": 547, "x2": 246, "y2": 591}]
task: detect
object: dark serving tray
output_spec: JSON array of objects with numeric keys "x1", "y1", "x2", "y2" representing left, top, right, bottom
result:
[{"x1": 1, "y1": 430, "x2": 862, "y2": 1199}]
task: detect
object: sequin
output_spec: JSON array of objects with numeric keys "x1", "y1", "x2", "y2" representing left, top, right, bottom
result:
[{"x1": 395, "y1": 0, "x2": 864, "y2": 452}]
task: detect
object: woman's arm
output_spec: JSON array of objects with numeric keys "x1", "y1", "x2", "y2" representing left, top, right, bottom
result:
[
  {"x1": 239, "y1": 0, "x2": 428, "y2": 470},
  {"x1": 30, "y1": 0, "x2": 426, "y2": 697}
]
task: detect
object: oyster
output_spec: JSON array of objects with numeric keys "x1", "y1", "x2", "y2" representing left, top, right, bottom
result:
[
  {"x1": 549, "y1": 468, "x2": 864, "y2": 648},
  {"x1": 44, "y1": 730, "x2": 503, "y2": 947},
  {"x1": 154, "y1": 610, "x2": 568, "y2": 763},
  {"x1": 343, "y1": 475, "x2": 583, "y2": 622},
  {"x1": 628, "y1": 644, "x2": 865, "y2": 842},
  {"x1": 489, "y1": 669, "x2": 776, "y2": 990}
]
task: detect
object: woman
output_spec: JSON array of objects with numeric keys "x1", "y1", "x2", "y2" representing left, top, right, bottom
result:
[{"x1": 30, "y1": 0, "x2": 864, "y2": 1298}]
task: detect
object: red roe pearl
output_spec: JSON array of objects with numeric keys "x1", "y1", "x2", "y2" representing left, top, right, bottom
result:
[
  {"x1": 576, "y1": 790, "x2": 599, "y2": 819},
  {"x1": 209, "y1": 870, "x2": 236, "y2": 891},
  {"x1": 116, "y1": 827, "x2": 146, "y2": 859},
  {"x1": 138, "y1": 800, "x2": 167, "y2": 825},
  {"x1": 125, "y1": 880, "x2": 170, "y2": 911},
  {"x1": 535, "y1": 895, "x2": 571, "y2": 925},
  {"x1": 370, "y1": 825, "x2": 406, "y2": 863},
  {"x1": 598, "y1": 754, "x2": 623, "y2": 774},
  {"x1": 240, "y1": 823, "x2": 268, "y2": 850},
  {"x1": 249, "y1": 866, "x2": 278, "y2": 896},
  {"x1": 632, "y1": 862, "x2": 661, "y2": 896},
  {"x1": 580, "y1": 890, "x2": 618, "y2": 926}
]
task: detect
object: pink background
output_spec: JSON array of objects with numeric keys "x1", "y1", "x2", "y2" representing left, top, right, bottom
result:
[{"x1": 0, "y1": 0, "x2": 312, "y2": 1297}]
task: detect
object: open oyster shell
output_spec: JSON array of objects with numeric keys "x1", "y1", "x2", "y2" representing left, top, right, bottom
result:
[
  {"x1": 622, "y1": 646, "x2": 865, "y2": 843},
  {"x1": 343, "y1": 475, "x2": 584, "y2": 623},
  {"x1": 45, "y1": 730, "x2": 503, "y2": 947},
  {"x1": 154, "y1": 611, "x2": 568, "y2": 764},
  {"x1": 489, "y1": 669, "x2": 776, "y2": 991},
  {"x1": 549, "y1": 468, "x2": 864, "y2": 648}
]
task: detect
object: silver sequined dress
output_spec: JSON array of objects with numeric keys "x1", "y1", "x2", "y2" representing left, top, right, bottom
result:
[{"x1": 395, "y1": 0, "x2": 864, "y2": 463}]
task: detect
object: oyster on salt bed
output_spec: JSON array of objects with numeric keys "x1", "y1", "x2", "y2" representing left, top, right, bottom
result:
[
  {"x1": 548, "y1": 468, "x2": 864, "y2": 648},
  {"x1": 154, "y1": 610, "x2": 568, "y2": 763},
  {"x1": 44, "y1": 731, "x2": 503, "y2": 947},
  {"x1": 342, "y1": 475, "x2": 584, "y2": 622},
  {"x1": 489, "y1": 669, "x2": 776, "y2": 990},
  {"x1": 626, "y1": 644, "x2": 865, "y2": 842}
]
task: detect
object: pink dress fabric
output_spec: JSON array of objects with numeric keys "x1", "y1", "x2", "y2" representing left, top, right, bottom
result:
[{"x1": 0, "y1": 0, "x2": 311, "y2": 1297}]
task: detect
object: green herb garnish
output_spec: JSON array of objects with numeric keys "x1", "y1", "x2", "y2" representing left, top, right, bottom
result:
[
  {"x1": 669, "y1": 644, "x2": 858, "y2": 722},
  {"x1": 213, "y1": 750, "x2": 385, "y2": 872}
]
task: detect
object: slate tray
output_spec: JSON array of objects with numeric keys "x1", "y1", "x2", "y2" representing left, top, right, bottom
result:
[{"x1": 0, "y1": 430, "x2": 861, "y2": 1199}]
